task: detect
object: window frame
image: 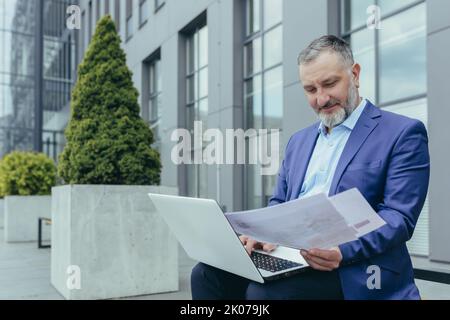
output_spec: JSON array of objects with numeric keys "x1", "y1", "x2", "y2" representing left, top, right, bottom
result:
[
  {"x1": 243, "y1": 0, "x2": 283, "y2": 210},
  {"x1": 183, "y1": 21, "x2": 208, "y2": 199}
]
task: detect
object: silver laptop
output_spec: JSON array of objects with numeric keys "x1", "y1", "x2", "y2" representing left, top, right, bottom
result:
[{"x1": 148, "y1": 193, "x2": 310, "y2": 283}]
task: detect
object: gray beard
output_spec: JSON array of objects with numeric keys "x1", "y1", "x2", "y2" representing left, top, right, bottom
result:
[{"x1": 318, "y1": 83, "x2": 359, "y2": 129}]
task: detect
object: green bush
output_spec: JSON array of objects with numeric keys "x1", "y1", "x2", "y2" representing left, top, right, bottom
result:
[
  {"x1": 58, "y1": 15, "x2": 161, "y2": 185},
  {"x1": 0, "y1": 151, "x2": 57, "y2": 196}
]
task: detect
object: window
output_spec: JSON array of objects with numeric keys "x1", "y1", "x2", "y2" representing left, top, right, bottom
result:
[
  {"x1": 88, "y1": 1, "x2": 92, "y2": 41},
  {"x1": 244, "y1": 0, "x2": 283, "y2": 209},
  {"x1": 105, "y1": 0, "x2": 110, "y2": 15},
  {"x1": 148, "y1": 58, "x2": 162, "y2": 149},
  {"x1": 139, "y1": 0, "x2": 149, "y2": 26},
  {"x1": 341, "y1": 0, "x2": 426, "y2": 105},
  {"x1": 115, "y1": 0, "x2": 120, "y2": 31},
  {"x1": 81, "y1": 11, "x2": 85, "y2": 54},
  {"x1": 378, "y1": 4, "x2": 426, "y2": 103},
  {"x1": 155, "y1": 0, "x2": 165, "y2": 12},
  {"x1": 341, "y1": 0, "x2": 428, "y2": 256},
  {"x1": 185, "y1": 23, "x2": 208, "y2": 198},
  {"x1": 126, "y1": 0, "x2": 133, "y2": 40},
  {"x1": 96, "y1": 0, "x2": 100, "y2": 21}
]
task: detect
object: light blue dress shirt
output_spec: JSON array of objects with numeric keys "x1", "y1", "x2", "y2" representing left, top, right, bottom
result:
[{"x1": 299, "y1": 99, "x2": 367, "y2": 199}]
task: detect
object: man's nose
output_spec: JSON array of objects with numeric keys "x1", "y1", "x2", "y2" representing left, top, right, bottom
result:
[{"x1": 317, "y1": 92, "x2": 330, "y2": 108}]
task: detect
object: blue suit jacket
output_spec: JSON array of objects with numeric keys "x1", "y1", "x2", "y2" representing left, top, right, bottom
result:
[{"x1": 269, "y1": 101, "x2": 430, "y2": 300}]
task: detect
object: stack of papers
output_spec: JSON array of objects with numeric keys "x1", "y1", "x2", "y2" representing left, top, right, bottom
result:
[{"x1": 225, "y1": 188, "x2": 386, "y2": 250}]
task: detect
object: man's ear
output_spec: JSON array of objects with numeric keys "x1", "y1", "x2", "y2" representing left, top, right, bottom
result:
[{"x1": 352, "y1": 63, "x2": 361, "y2": 88}]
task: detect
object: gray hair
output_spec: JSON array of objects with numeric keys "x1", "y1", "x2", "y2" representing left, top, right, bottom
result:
[{"x1": 297, "y1": 35, "x2": 354, "y2": 68}]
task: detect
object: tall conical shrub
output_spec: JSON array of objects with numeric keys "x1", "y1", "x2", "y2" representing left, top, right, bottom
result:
[{"x1": 58, "y1": 15, "x2": 161, "y2": 185}]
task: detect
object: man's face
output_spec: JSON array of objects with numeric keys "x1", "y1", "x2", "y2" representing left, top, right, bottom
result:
[{"x1": 299, "y1": 51, "x2": 361, "y2": 129}]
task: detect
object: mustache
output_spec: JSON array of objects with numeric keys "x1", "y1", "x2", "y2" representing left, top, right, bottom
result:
[{"x1": 320, "y1": 99, "x2": 341, "y2": 111}]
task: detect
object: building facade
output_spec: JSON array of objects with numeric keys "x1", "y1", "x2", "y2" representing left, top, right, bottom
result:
[
  {"x1": 0, "y1": 0, "x2": 36, "y2": 156},
  {"x1": 0, "y1": 0, "x2": 76, "y2": 161},
  {"x1": 75, "y1": 0, "x2": 450, "y2": 269}
]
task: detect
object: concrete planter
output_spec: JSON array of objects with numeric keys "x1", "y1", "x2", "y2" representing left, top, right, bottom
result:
[
  {"x1": 4, "y1": 196, "x2": 51, "y2": 242},
  {"x1": 0, "y1": 199, "x2": 4, "y2": 229},
  {"x1": 50, "y1": 185, "x2": 179, "y2": 300}
]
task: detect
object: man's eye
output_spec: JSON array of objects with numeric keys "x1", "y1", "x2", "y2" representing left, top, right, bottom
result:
[
  {"x1": 307, "y1": 88, "x2": 316, "y2": 93},
  {"x1": 324, "y1": 81, "x2": 337, "y2": 87}
]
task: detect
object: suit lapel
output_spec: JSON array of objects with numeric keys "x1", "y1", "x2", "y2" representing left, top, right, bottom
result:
[
  {"x1": 328, "y1": 102, "x2": 381, "y2": 196},
  {"x1": 291, "y1": 125, "x2": 319, "y2": 200}
]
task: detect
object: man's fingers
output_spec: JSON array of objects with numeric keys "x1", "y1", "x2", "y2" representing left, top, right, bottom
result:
[
  {"x1": 240, "y1": 236, "x2": 261, "y2": 255},
  {"x1": 240, "y1": 237, "x2": 276, "y2": 255},
  {"x1": 262, "y1": 243, "x2": 277, "y2": 252},
  {"x1": 245, "y1": 239, "x2": 259, "y2": 255},
  {"x1": 309, "y1": 248, "x2": 339, "y2": 261},
  {"x1": 305, "y1": 253, "x2": 339, "y2": 269},
  {"x1": 301, "y1": 250, "x2": 337, "y2": 271},
  {"x1": 239, "y1": 235, "x2": 249, "y2": 245},
  {"x1": 303, "y1": 257, "x2": 333, "y2": 271}
]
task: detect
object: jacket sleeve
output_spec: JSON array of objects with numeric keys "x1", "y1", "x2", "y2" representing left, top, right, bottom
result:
[
  {"x1": 267, "y1": 135, "x2": 294, "y2": 207},
  {"x1": 268, "y1": 158, "x2": 288, "y2": 207},
  {"x1": 339, "y1": 120, "x2": 430, "y2": 265}
]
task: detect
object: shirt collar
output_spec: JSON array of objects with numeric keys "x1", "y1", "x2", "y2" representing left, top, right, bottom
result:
[{"x1": 318, "y1": 98, "x2": 367, "y2": 135}]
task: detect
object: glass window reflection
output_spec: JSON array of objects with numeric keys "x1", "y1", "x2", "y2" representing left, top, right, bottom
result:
[
  {"x1": 199, "y1": 26, "x2": 208, "y2": 68},
  {"x1": 149, "y1": 59, "x2": 162, "y2": 148},
  {"x1": 342, "y1": 0, "x2": 374, "y2": 32},
  {"x1": 246, "y1": 143, "x2": 263, "y2": 209},
  {"x1": 349, "y1": 29, "x2": 376, "y2": 102},
  {"x1": 263, "y1": 25, "x2": 282, "y2": 69},
  {"x1": 139, "y1": 0, "x2": 149, "y2": 25},
  {"x1": 378, "y1": 0, "x2": 418, "y2": 16},
  {"x1": 244, "y1": 38, "x2": 262, "y2": 77},
  {"x1": 263, "y1": 0, "x2": 282, "y2": 30},
  {"x1": 245, "y1": 75, "x2": 263, "y2": 129},
  {"x1": 199, "y1": 68, "x2": 208, "y2": 99},
  {"x1": 246, "y1": 0, "x2": 260, "y2": 36},
  {"x1": 263, "y1": 67, "x2": 283, "y2": 130},
  {"x1": 379, "y1": 3, "x2": 426, "y2": 103}
]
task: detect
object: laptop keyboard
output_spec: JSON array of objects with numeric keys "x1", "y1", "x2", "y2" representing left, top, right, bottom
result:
[{"x1": 251, "y1": 251, "x2": 303, "y2": 273}]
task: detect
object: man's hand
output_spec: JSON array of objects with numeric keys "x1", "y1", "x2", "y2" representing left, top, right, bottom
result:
[
  {"x1": 239, "y1": 235, "x2": 277, "y2": 255},
  {"x1": 300, "y1": 247, "x2": 342, "y2": 271}
]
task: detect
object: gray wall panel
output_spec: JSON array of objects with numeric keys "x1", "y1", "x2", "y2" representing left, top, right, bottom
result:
[{"x1": 427, "y1": 26, "x2": 450, "y2": 263}]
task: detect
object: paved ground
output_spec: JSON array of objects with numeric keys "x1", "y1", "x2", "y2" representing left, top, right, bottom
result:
[
  {"x1": 1, "y1": 227, "x2": 450, "y2": 300},
  {"x1": 0, "y1": 227, "x2": 197, "y2": 300},
  {"x1": 0, "y1": 228, "x2": 60, "y2": 300}
]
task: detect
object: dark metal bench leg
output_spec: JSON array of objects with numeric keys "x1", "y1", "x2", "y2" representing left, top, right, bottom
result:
[{"x1": 38, "y1": 217, "x2": 51, "y2": 249}]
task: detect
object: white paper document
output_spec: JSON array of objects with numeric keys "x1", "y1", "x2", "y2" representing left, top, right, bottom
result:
[{"x1": 225, "y1": 188, "x2": 386, "y2": 250}]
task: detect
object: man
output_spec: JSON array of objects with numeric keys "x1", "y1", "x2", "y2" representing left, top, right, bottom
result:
[{"x1": 191, "y1": 35, "x2": 430, "y2": 300}]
